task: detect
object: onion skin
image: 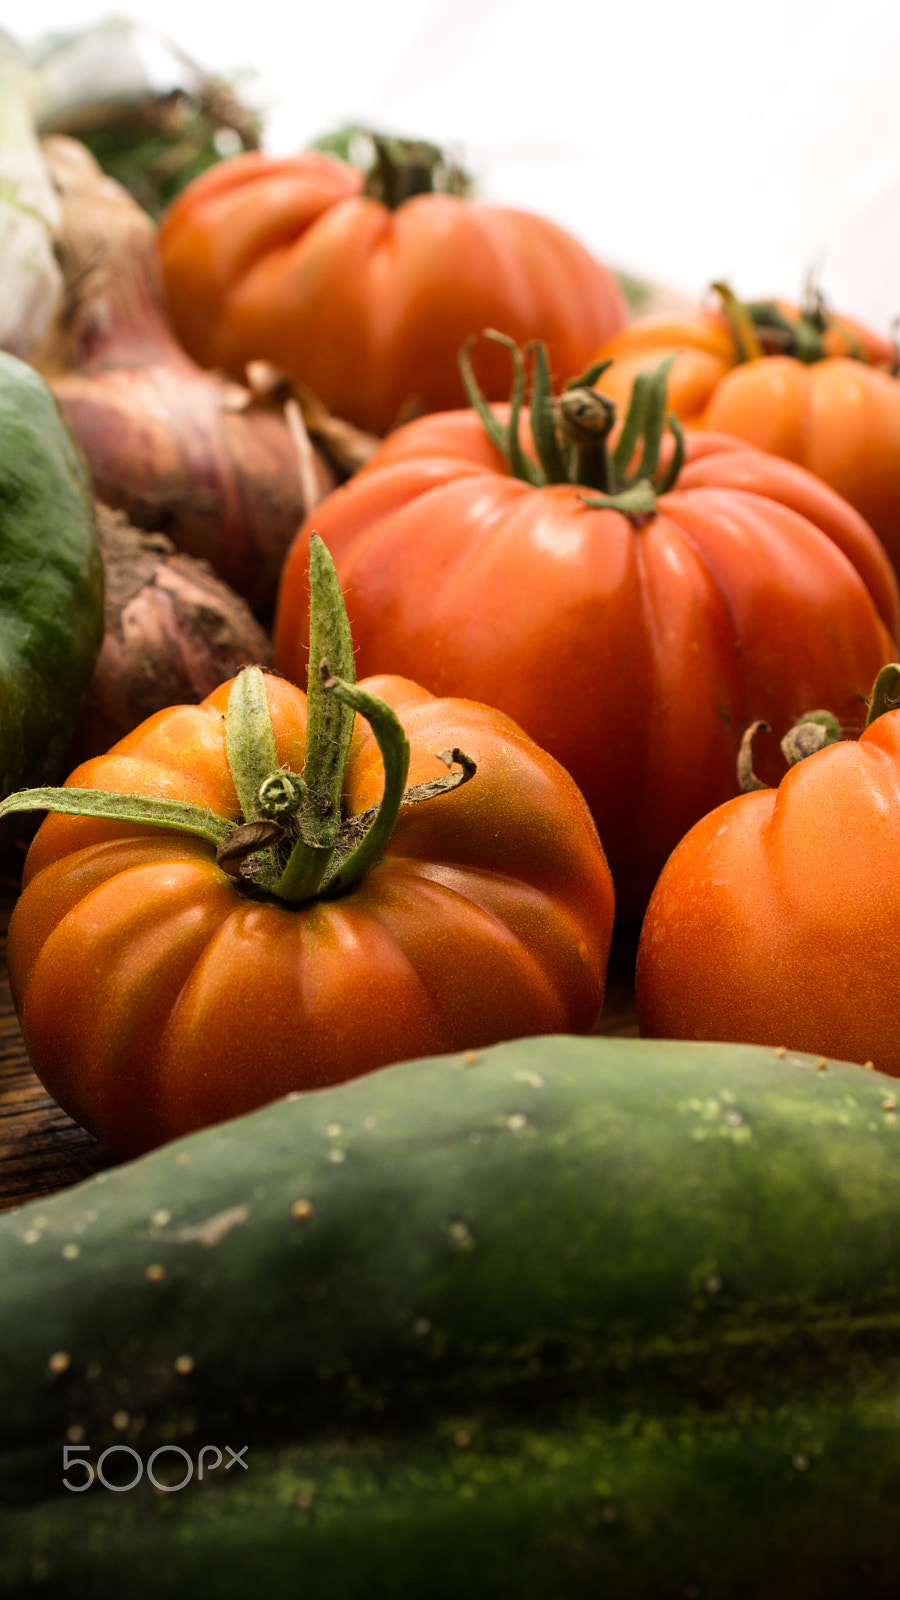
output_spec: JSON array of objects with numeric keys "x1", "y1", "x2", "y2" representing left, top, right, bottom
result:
[
  {"x1": 38, "y1": 136, "x2": 335, "y2": 616},
  {"x1": 51, "y1": 361, "x2": 325, "y2": 615},
  {"x1": 67, "y1": 504, "x2": 272, "y2": 766}
]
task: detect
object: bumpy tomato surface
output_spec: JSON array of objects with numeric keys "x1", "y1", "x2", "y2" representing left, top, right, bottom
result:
[
  {"x1": 7, "y1": 673, "x2": 614, "y2": 1157},
  {"x1": 274, "y1": 413, "x2": 898, "y2": 919},
  {"x1": 699, "y1": 359, "x2": 900, "y2": 574},
  {"x1": 157, "y1": 149, "x2": 627, "y2": 435},
  {"x1": 635, "y1": 702, "x2": 900, "y2": 1075}
]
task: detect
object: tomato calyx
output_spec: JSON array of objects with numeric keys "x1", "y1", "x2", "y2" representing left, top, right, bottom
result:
[
  {"x1": 735, "y1": 665, "x2": 900, "y2": 793},
  {"x1": 314, "y1": 126, "x2": 472, "y2": 208},
  {"x1": 713, "y1": 277, "x2": 868, "y2": 366},
  {"x1": 460, "y1": 330, "x2": 685, "y2": 520},
  {"x1": 738, "y1": 711, "x2": 845, "y2": 792},
  {"x1": 0, "y1": 535, "x2": 476, "y2": 904}
]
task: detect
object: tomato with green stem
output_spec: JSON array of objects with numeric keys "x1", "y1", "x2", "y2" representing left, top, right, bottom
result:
[
  {"x1": 592, "y1": 283, "x2": 900, "y2": 577},
  {"x1": 273, "y1": 338, "x2": 898, "y2": 919},
  {"x1": 157, "y1": 133, "x2": 627, "y2": 436},
  {"x1": 2, "y1": 537, "x2": 613, "y2": 1157},
  {"x1": 636, "y1": 664, "x2": 900, "y2": 1076}
]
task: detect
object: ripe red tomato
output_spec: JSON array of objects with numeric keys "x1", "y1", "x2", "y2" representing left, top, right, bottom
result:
[
  {"x1": 6, "y1": 669, "x2": 614, "y2": 1157},
  {"x1": 635, "y1": 669, "x2": 900, "y2": 1075},
  {"x1": 157, "y1": 146, "x2": 627, "y2": 435},
  {"x1": 273, "y1": 358, "x2": 899, "y2": 919}
]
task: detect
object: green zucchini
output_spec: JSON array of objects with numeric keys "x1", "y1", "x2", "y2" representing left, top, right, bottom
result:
[
  {"x1": 0, "y1": 350, "x2": 103, "y2": 799},
  {"x1": 2, "y1": 1033, "x2": 900, "y2": 1597}
]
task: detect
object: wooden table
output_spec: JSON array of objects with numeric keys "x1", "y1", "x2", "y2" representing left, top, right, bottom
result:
[{"x1": 0, "y1": 928, "x2": 117, "y2": 1216}]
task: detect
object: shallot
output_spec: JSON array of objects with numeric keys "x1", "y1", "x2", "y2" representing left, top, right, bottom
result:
[
  {"x1": 39, "y1": 135, "x2": 335, "y2": 616},
  {"x1": 67, "y1": 504, "x2": 272, "y2": 765}
]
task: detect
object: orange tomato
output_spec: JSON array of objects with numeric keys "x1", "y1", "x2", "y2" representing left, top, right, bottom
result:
[
  {"x1": 593, "y1": 292, "x2": 900, "y2": 575},
  {"x1": 158, "y1": 148, "x2": 627, "y2": 436},
  {"x1": 7, "y1": 671, "x2": 614, "y2": 1156},
  {"x1": 700, "y1": 359, "x2": 900, "y2": 571},
  {"x1": 636, "y1": 678, "x2": 900, "y2": 1075},
  {"x1": 590, "y1": 307, "x2": 736, "y2": 420}
]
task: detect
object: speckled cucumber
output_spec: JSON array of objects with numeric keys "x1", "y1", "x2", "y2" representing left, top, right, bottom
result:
[{"x1": 3, "y1": 1033, "x2": 900, "y2": 1598}]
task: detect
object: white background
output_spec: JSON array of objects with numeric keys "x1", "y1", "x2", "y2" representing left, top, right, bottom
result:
[{"x1": 11, "y1": 0, "x2": 900, "y2": 331}]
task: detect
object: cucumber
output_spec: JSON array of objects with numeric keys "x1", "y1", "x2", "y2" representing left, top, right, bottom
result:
[{"x1": 2, "y1": 1033, "x2": 900, "y2": 1597}]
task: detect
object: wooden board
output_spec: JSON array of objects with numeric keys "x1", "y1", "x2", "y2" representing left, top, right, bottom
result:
[{"x1": 0, "y1": 952, "x2": 116, "y2": 1217}]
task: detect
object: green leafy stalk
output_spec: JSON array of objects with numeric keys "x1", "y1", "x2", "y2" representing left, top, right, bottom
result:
[
  {"x1": 711, "y1": 281, "x2": 766, "y2": 364},
  {"x1": 459, "y1": 331, "x2": 542, "y2": 485},
  {"x1": 529, "y1": 341, "x2": 570, "y2": 484},
  {"x1": 302, "y1": 532, "x2": 357, "y2": 841},
  {"x1": 483, "y1": 331, "x2": 542, "y2": 486},
  {"x1": 226, "y1": 666, "x2": 282, "y2": 821},
  {"x1": 314, "y1": 671, "x2": 411, "y2": 898},
  {"x1": 459, "y1": 335, "x2": 509, "y2": 458},
  {"x1": 0, "y1": 786, "x2": 231, "y2": 846},
  {"x1": 630, "y1": 358, "x2": 676, "y2": 483},
  {"x1": 716, "y1": 278, "x2": 869, "y2": 367},
  {"x1": 459, "y1": 332, "x2": 684, "y2": 519},
  {"x1": 610, "y1": 367, "x2": 651, "y2": 484},
  {"x1": 275, "y1": 533, "x2": 358, "y2": 899},
  {"x1": 224, "y1": 667, "x2": 296, "y2": 890}
]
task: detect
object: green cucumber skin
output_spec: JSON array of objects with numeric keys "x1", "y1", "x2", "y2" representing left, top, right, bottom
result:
[
  {"x1": 5, "y1": 1401, "x2": 900, "y2": 1600},
  {"x1": 2, "y1": 1033, "x2": 900, "y2": 1595},
  {"x1": 0, "y1": 351, "x2": 103, "y2": 797}
]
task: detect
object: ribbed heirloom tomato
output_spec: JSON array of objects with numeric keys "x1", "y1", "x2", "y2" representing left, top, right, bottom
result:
[
  {"x1": 157, "y1": 135, "x2": 627, "y2": 436},
  {"x1": 636, "y1": 666, "x2": 900, "y2": 1076},
  {"x1": 593, "y1": 286, "x2": 900, "y2": 576},
  {"x1": 273, "y1": 344, "x2": 899, "y2": 919},
  {"x1": 2, "y1": 540, "x2": 614, "y2": 1157}
]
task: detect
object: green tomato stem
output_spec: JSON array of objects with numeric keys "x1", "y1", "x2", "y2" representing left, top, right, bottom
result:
[
  {"x1": 554, "y1": 387, "x2": 616, "y2": 492},
  {"x1": 459, "y1": 332, "x2": 683, "y2": 519},
  {"x1": 711, "y1": 281, "x2": 766, "y2": 364},
  {"x1": 529, "y1": 341, "x2": 570, "y2": 484},
  {"x1": 316, "y1": 669, "x2": 411, "y2": 898},
  {"x1": 268, "y1": 530, "x2": 359, "y2": 901},
  {"x1": 0, "y1": 536, "x2": 478, "y2": 906},
  {"x1": 269, "y1": 832, "x2": 334, "y2": 902},
  {"x1": 299, "y1": 532, "x2": 357, "y2": 850},
  {"x1": 459, "y1": 331, "x2": 542, "y2": 486},
  {"x1": 360, "y1": 131, "x2": 471, "y2": 208}
]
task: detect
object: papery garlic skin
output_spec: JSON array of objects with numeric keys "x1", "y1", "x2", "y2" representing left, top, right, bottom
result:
[{"x1": 0, "y1": 32, "x2": 63, "y2": 361}]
